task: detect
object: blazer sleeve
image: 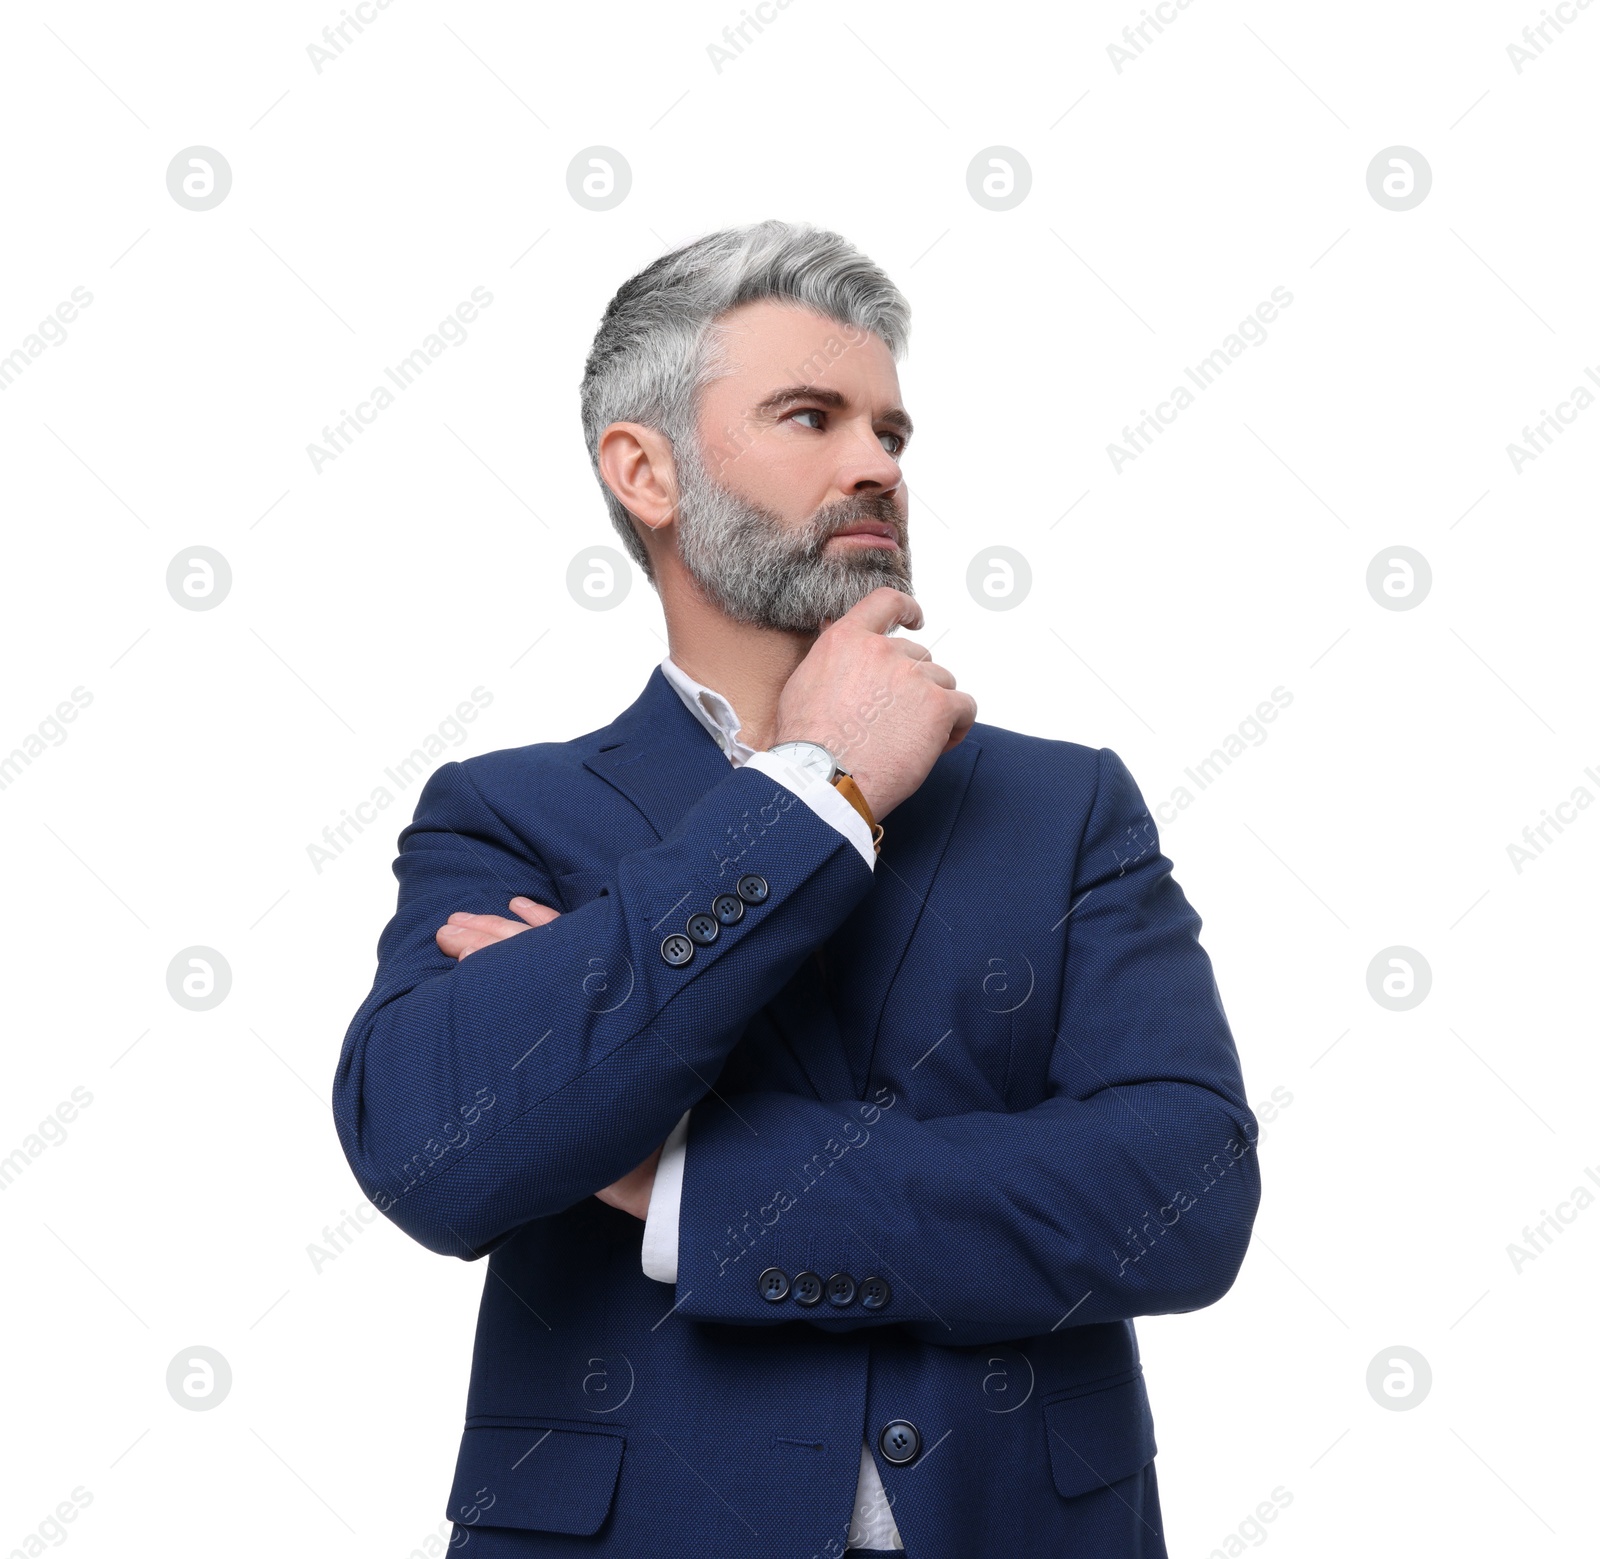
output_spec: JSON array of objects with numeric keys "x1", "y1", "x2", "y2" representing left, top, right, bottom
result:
[
  {"x1": 331, "y1": 757, "x2": 873, "y2": 1261},
  {"x1": 669, "y1": 746, "x2": 1262, "y2": 1346}
]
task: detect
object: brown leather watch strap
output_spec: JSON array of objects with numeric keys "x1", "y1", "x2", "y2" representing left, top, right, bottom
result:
[{"x1": 832, "y1": 772, "x2": 883, "y2": 854}]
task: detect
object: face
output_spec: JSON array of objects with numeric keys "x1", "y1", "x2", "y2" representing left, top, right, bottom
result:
[{"x1": 672, "y1": 299, "x2": 913, "y2": 633}]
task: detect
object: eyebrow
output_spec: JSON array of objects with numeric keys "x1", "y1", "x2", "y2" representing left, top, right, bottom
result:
[{"x1": 749, "y1": 384, "x2": 914, "y2": 440}]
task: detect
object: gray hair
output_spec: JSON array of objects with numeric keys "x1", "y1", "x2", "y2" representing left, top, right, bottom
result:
[{"x1": 579, "y1": 220, "x2": 911, "y2": 578}]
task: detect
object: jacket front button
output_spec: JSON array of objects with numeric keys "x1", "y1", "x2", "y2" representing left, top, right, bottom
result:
[
  {"x1": 878, "y1": 1420, "x2": 921, "y2": 1466},
  {"x1": 825, "y1": 1271, "x2": 856, "y2": 1307},
  {"x1": 659, "y1": 933, "x2": 694, "y2": 967},
  {"x1": 757, "y1": 1266, "x2": 790, "y2": 1302}
]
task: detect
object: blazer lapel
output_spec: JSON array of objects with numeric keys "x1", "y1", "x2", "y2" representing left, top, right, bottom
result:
[
  {"x1": 580, "y1": 667, "x2": 735, "y2": 839},
  {"x1": 579, "y1": 666, "x2": 854, "y2": 1102},
  {"x1": 825, "y1": 736, "x2": 983, "y2": 1098}
]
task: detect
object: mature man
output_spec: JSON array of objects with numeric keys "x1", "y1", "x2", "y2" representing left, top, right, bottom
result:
[{"x1": 332, "y1": 220, "x2": 1260, "y2": 1557}]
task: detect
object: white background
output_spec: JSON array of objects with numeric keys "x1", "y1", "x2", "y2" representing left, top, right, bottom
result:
[{"x1": 2, "y1": 1, "x2": 1595, "y2": 1554}]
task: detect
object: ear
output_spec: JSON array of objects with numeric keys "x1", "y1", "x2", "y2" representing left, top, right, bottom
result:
[{"x1": 597, "y1": 422, "x2": 681, "y2": 533}]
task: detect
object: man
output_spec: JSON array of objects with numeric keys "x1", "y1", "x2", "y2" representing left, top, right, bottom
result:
[{"x1": 332, "y1": 220, "x2": 1260, "y2": 1557}]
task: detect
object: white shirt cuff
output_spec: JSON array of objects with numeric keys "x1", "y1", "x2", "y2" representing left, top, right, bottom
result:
[
  {"x1": 743, "y1": 749, "x2": 877, "y2": 871},
  {"x1": 640, "y1": 1108, "x2": 691, "y2": 1283}
]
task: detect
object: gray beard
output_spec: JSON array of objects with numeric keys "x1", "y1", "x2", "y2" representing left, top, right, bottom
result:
[{"x1": 671, "y1": 436, "x2": 913, "y2": 632}]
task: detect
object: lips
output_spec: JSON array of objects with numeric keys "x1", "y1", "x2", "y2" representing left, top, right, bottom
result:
[{"x1": 829, "y1": 520, "x2": 900, "y2": 544}]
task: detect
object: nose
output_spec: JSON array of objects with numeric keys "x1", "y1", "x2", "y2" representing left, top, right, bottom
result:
[{"x1": 842, "y1": 433, "x2": 903, "y2": 500}]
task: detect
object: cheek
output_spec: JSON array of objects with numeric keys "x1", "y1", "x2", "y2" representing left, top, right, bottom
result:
[{"x1": 744, "y1": 461, "x2": 832, "y2": 528}]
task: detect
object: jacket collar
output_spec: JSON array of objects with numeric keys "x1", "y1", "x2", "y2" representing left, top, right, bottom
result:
[{"x1": 579, "y1": 665, "x2": 735, "y2": 840}]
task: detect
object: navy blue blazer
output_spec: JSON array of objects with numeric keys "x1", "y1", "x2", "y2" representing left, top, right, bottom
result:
[{"x1": 331, "y1": 665, "x2": 1260, "y2": 1557}]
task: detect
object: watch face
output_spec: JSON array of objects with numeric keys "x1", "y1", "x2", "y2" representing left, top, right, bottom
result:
[{"x1": 772, "y1": 741, "x2": 836, "y2": 783}]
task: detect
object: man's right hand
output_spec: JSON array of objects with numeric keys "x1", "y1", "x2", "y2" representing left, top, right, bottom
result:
[{"x1": 772, "y1": 587, "x2": 976, "y2": 820}]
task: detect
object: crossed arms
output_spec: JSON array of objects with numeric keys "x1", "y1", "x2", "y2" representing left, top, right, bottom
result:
[{"x1": 331, "y1": 747, "x2": 1260, "y2": 1347}]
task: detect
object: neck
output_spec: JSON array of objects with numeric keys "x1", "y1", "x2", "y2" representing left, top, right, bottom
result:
[{"x1": 664, "y1": 607, "x2": 813, "y2": 755}]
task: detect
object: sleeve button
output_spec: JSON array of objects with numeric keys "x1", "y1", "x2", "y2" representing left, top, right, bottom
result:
[
  {"x1": 685, "y1": 911, "x2": 720, "y2": 946},
  {"x1": 791, "y1": 1270, "x2": 824, "y2": 1306},
  {"x1": 659, "y1": 933, "x2": 694, "y2": 967},
  {"x1": 735, "y1": 873, "x2": 769, "y2": 905}
]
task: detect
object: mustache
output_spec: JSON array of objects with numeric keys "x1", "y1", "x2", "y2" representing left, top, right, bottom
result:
[{"x1": 804, "y1": 494, "x2": 906, "y2": 549}]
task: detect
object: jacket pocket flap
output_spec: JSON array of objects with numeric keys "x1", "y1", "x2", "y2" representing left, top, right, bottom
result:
[
  {"x1": 446, "y1": 1423, "x2": 624, "y2": 1536},
  {"x1": 1043, "y1": 1375, "x2": 1157, "y2": 1499}
]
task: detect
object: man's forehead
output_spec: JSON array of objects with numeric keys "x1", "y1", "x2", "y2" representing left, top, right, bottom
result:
[
  {"x1": 713, "y1": 300, "x2": 882, "y2": 359},
  {"x1": 707, "y1": 300, "x2": 900, "y2": 397}
]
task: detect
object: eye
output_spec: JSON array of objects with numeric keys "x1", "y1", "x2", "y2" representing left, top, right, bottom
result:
[{"x1": 786, "y1": 406, "x2": 906, "y2": 457}]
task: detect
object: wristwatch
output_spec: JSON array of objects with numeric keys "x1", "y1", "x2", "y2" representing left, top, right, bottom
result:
[{"x1": 766, "y1": 740, "x2": 883, "y2": 854}]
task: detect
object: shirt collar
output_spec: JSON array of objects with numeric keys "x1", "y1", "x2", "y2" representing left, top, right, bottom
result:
[{"x1": 658, "y1": 656, "x2": 755, "y2": 767}]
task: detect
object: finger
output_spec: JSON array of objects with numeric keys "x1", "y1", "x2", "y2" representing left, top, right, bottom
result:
[
  {"x1": 441, "y1": 922, "x2": 534, "y2": 961},
  {"x1": 835, "y1": 585, "x2": 923, "y2": 637},
  {"x1": 441, "y1": 913, "x2": 534, "y2": 944},
  {"x1": 888, "y1": 641, "x2": 957, "y2": 687},
  {"x1": 447, "y1": 908, "x2": 552, "y2": 934},
  {"x1": 483, "y1": 918, "x2": 534, "y2": 942},
  {"x1": 445, "y1": 911, "x2": 518, "y2": 933},
  {"x1": 941, "y1": 691, "x2": 979, "y2": 751},
  {"x1": 913, "y1": 660, "x2": 957, "y2": 690},
  {"x1": 508, "y1": 896, "x2": 561, "y2": 927},
  {"x1": 883, "y1": 635, "x2": 931, "y2": 663},
  {"x1": 436, "y1": 924, "x2": 497, "y2": 960}
]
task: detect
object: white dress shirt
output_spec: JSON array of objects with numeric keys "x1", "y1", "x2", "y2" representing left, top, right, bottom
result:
[{"x1": 642, "y1": 656, "x2": 905, "y2": 1552}]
